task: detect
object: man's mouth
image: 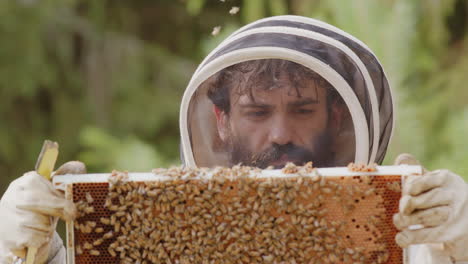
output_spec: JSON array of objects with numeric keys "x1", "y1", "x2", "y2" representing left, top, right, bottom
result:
[{"x1": 270, "y1": 154, "x2": 300, "y2": 169}]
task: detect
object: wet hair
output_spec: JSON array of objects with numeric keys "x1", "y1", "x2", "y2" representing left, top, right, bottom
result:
[{"x1": 206, "y1": 59, "x2": 342, "y2": 114}]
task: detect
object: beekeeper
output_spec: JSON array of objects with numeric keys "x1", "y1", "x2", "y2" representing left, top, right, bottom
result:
[{"x1": 1, "y1": 15, "x2": 467, "y2": 263}]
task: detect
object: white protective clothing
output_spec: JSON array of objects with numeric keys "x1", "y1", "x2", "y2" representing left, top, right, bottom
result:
[
  {"x1": 0, "y1": 161, "x2": 85, "y2": 264},
  {"x1": 394, "y1": 154, "x2": 468, "y2": 263}
]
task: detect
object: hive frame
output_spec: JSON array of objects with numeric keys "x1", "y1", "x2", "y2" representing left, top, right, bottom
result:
[{"x1": 53, "y1": 165, "x2": 422, "y2": 264}]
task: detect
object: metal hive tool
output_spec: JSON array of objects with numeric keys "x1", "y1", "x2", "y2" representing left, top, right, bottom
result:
[{"x1": 53, "y1": 164, "x2": 422, "y2": 264}]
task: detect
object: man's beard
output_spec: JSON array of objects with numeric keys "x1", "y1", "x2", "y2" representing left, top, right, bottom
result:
[{"x1": 228, "y1": 131, "x2": 334, "y2": 169}]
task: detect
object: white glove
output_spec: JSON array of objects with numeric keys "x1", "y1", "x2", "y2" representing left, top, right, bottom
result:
[
  {"x1": 0, "y1": 161, "x2": 85, "y2": 264},
  {"x1": 393, "y1": 154, "x2": 468, "y2": 262}
]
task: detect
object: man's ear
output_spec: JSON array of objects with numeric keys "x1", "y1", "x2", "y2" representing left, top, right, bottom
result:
[{"x1": 213, "y1": 105, "x2": 230, "y2": 142}]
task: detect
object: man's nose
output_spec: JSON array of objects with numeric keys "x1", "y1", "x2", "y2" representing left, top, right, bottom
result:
[{"x1": 268, "y1": 116, "x2": 294, "y2": 145}]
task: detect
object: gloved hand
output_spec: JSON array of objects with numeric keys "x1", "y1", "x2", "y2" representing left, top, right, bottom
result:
[
  {"x1": 393, "y1": 153, "x2": 468, "y2": 262},
  {"x1": 0, "y1": 161, "x2": 86, "y2": 264}
]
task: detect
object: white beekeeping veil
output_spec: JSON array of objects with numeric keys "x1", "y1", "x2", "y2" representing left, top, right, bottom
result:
[{"x1": 179, "y1": 15, "x2": 394, "y2": 168}]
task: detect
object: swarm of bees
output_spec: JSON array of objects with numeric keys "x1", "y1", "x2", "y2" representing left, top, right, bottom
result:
[{"x1": 72, "y1": 163, "x2": 402, "y2": 264}]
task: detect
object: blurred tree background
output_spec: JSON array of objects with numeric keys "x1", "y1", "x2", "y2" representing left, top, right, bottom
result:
[{"x1": 1, "y1": 0, "x2": 468, "y2": 198}]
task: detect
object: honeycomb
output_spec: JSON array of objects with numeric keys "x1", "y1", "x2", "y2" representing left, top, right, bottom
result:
[{"x1": 67, "y1": 165, "x2": 404, "y2": 264}]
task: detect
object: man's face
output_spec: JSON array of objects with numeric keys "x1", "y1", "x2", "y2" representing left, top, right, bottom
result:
[{"x1": 216, "y1": 73, "x2": 333, "y2": 168}]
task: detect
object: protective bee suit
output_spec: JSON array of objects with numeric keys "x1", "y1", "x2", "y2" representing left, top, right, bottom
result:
[{"x1": 1, "y1": 15, "x2": 467, "y2": 264}]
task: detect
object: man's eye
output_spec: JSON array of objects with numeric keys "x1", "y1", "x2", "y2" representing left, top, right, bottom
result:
[
  {"x1": 247, "y1": 111, "x2": 268, "y2": 117},
  {"x1": 295, "y1": 109, "x2": 315, "y2": 114}
]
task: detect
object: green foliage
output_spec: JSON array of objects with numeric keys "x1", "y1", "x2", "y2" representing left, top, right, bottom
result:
[
  {"x1": 78, "y1": 126, "x2": 166, "y2": 172},
  {"x1": 0, "y1": 1, "x2": 198, "y2": 195},
  {"x1": 1, "y1": 0, "x2": 468, "y2": 201}
]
